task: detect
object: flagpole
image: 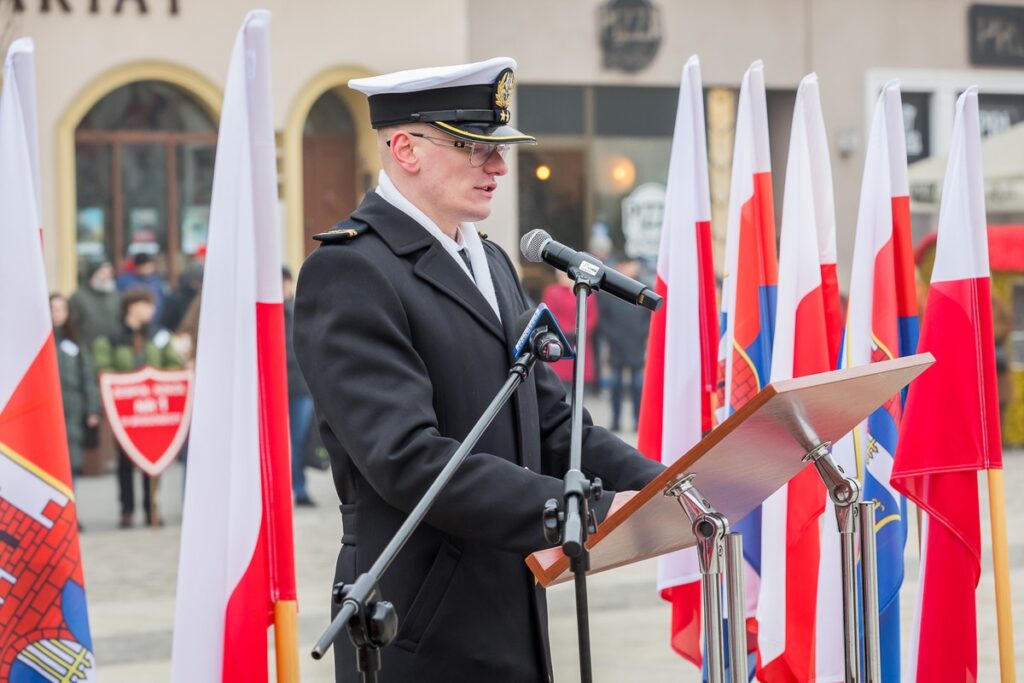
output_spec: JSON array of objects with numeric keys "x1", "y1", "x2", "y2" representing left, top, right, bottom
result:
[
  {"x1": 274, "y1": 599, "x2": 300, "y2": 682},
  {"x1": 987, "y1": 468, "x2": 1016, "y2": 682}
]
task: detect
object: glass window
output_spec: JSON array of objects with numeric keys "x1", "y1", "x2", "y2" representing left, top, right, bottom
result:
[
  {"x1": 594, "y1": 86, "x2": 678, "y2": 137},
  {"x1": 518, "y1": 85, "x2": 585, "y2": 135},
  {"x1": 176, "y1": 142, "x2": 216, "y2": 272},
  {"x1": 976, "y1": 92, "x2": 1024, "y2": 138},
  {"x1": 591, "y1": 137, "x2": 670, "y2": 260},
  {"x1": 901, "y1": 92, "x2": 931, "y2": 164},
  {"x1": 75, "y1": 142, "x2": 113, "y2": 264},
  {"x1": 518, "y1": 146, "x2": 586, "y2": 301},
  {"x1": 79, "y1": 81, "x2": 215, "y2": 133},
  {"x1": 121, "y1": 143, "x2": 168, "y2": 258},
  {"x1": 74, "y1": 80, "x2": 217, "y2": 285}
]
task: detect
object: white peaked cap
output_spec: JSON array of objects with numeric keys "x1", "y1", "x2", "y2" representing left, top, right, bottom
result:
[{"x1": 349, "y1": 57, "x2": 517, "y2": 96}]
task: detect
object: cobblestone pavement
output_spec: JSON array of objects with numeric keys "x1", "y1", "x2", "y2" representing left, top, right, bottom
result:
[{"x1": 74, "y1": 394, "x2": 1024, "y2": 681}]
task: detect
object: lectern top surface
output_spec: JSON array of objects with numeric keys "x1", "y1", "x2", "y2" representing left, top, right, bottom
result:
[{"x1": 526, "y1": 354, "x2": 933, "y2": 587}]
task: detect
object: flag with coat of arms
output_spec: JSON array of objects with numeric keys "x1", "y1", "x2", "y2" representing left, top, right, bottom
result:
[{"x1": 0, "y1": 37, "x2": 98, "y2": 683}]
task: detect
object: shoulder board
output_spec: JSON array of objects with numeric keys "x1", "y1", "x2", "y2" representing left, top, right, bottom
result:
[{"x1": 313, "y1": 221, "x2": 369, "y2": 244}]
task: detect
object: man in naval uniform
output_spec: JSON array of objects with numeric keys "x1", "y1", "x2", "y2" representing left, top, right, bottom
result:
[{"x1": 293, "y1": 57, "x2": 664, "y2": 683}]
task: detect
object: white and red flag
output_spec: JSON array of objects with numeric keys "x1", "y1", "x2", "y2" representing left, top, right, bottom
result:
[
  {"x1": 170, "y1": 11, "x2": 297, "y2": 682},
  {"x1": 893, "y1": 86, "x2": 1001, "y2": 683},
  {"x1": 636, "y1": 54, "x2": 718, "y2": 668},
  {"x1": 818, "y1": 79, "x2": 917, "y2": 682},
  {"x1": 756, "y1": 73, "x2": 840, "y2": 682},
  {"x1": 716, "y1": 60, "x2": 778, "y2": 669},
  {"x1": 0, "y1": 37, "x2": 98, "y2": 682}
]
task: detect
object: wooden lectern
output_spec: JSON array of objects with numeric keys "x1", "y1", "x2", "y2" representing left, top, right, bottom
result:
[{"x1": 527, "y1": 354, "x2": 934, "y2": 683}]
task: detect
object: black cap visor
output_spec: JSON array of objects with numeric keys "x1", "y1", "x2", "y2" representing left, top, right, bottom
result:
[{"x1": 429, "y1": 120, "x2": 536, "y2": 145}]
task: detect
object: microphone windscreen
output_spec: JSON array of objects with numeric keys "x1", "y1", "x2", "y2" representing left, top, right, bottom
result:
[{"x1": 520, "y1": 229, "x2": 550, "y2": 263}]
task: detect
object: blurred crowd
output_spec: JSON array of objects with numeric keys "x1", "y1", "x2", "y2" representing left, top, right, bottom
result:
[{"x1": 52, "y1": 250, "x2": 323, "y2": 531}]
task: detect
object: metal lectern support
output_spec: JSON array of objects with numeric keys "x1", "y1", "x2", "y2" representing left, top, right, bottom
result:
[
  {"x1": 665, "y1": 474, "x2": 747, "y2": 683},
  {"x1": 724, "y1": 532, "x2": 747, "y2": 683},
  {"x1": 804, "y1": 441, "x2": 881, "y2": 683},
  {"x1": 858, "y1": 500, "x2": 882, "y2": 683}
]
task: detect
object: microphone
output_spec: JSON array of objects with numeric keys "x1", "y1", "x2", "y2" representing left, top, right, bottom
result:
[
  {"x1": 513, "y1": 304, "x2": 574, "y2": 362},
  {"x1": 520, "y1": 229, "x2": 663, "y2": 312}
]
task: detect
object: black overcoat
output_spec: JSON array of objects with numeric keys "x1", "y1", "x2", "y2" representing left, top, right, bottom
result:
[{"x1": 293, "y1": 192, "x2": 664, "y2": 683}]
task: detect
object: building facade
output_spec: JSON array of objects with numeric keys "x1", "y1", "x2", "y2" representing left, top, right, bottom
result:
[{"x1": 3, "y1": 0, "x2": 1022, "y2": 296}]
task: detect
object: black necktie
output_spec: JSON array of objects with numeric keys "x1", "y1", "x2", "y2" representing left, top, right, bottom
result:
[{"x1": 458, "y1": 248, "x2": 475, "y2": 282}]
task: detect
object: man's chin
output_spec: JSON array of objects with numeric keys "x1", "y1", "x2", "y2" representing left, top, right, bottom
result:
[{"x1": 463, "y1": 206, "x2": 492, "y2": 224}]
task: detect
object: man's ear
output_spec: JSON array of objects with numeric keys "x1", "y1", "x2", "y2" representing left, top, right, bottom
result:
[{"x1": 387, "y1": 130, "x2": 421, "y2": 174}]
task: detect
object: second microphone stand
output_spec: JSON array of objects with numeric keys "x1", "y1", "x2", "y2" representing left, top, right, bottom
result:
[
  {"x1": 311, "y1": 346, "x2": 546, "y2": 682},
  {"x1": 542, "y1": 266, "x2": 604, "y2": 683}
]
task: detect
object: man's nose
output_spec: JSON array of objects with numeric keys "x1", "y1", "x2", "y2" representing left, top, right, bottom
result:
[{"x1": 484, "y1": 149, "x2": 508, "y2": 176}]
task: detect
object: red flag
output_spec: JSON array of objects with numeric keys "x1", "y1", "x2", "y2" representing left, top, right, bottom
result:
[
  {"x1": 757, "y1": 73, "x2": 838, "y2": 682},
  {"x1": 0, "y1": 38, "x2": 98, "y2": 681},
  {"x1": 892, "y1": 86, "x2": 1000, "y2": 683},
  {"x1": 170, "y1": 12, "x2": 297, "y2": 681},
  {"x1": 636, "y1": 54, "x2": 717, "y2": 668}
]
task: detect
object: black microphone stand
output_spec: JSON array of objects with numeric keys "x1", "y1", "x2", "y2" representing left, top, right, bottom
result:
[
  {"x1": 311, "y1": 340, "x2": 554, "y2": 682},
  {"x1": 541, "y1": 265, "x2": 604, "y2": 683}
]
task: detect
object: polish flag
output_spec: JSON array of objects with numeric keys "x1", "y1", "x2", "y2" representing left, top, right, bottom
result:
[
  {"x1": 717, "y1": 61, "x2": 777, "y2": 668},
  {"x1": 636, "y1": 54, "x2": 718, "y2": 668},
  {"x1": 893, "y1": 86, "x2": 1001, "y2": 683},
  {"x1": 756, "y1": 73, "x2": 839, "y2": 682},
  {"x1": 818, "y1": 80, "x2": 917, "y2": 682},
  {"x1": 0, "y1": 38, "x2": 97, "y2": 682},
  {"x1": 170, "y1": 12, "x2": 297, "y2": 682}
]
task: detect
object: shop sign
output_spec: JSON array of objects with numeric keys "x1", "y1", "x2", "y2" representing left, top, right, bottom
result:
[
  {"x1": 969, "y1": 4, "x2": 1024, "y2": 66},
  {"x1": 977, "y1": 92, "x2": 1024, "y2": 138},
  {"x1": 621, "y1": 182, "x2": 664, "y2": 260},
  {"x1": 901, "y1": 92, "x2": 931, "y2": 164},
  {"x1": 598, "y1": 0, "x2": 662, "y2": 73},
  {"x1": 99, "y1": 366, "x2": 193, "y2": 476},
  {"x1": 11, "y1": 0, "x2": 179, "y2": 15}
]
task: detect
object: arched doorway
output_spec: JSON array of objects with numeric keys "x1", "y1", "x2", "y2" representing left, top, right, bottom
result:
[
  {"x1": 74, "y1": 80, "x2": 217, "y2": 285},
  {"x1": 302, "y1": 89, "x2": 357, "y2": 253},
  {"x1": 283, "y1": 66, "x2": 378, "y2": 270}
]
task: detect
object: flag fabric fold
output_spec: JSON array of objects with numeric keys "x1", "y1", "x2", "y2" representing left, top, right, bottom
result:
[
  {"x1": 0, "y1": 37, "x2": 98, "y2": 682},
  {"x1": 717, "y1": 62, "x2": 777, "y2": 664},
  {"x1": 637, "y1": 54, "x2": 717, "y2": 668},
  {"x1": 170, "y1": 11, "x2": 297, "y2": 682},
  {"x1": 819, "y1": 79, "x2": 917, "y2": 682},
  {"x1": 757, "y1": 73, "x2": 838, "y2": 682},
  {"x1": 893, "y1": 85, "x2": 1001, "y2": 683}
]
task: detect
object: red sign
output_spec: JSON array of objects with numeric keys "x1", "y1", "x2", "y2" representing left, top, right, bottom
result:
[{"x1": 99, "y1": 366, "x2": 194, "y2": 476}]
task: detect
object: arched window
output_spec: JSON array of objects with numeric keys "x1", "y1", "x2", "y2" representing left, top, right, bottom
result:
[
  {"x1": 302, "y1": 89, "x2": 356, "y2": 254},
  {"x1": 75, "y1": 80, "x2": 217, "y2": 284}
]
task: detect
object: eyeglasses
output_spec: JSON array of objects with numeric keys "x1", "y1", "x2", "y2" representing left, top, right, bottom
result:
[{"x1": 388, "y1": 131, "x2": 511, "y2": 167}]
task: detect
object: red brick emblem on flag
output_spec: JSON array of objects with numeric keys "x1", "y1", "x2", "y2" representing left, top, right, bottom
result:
[{"x1": 0, "y1": 445, "x2": 96, "y2": 681}]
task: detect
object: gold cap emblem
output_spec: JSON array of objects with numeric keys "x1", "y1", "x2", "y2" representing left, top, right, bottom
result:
[{"x1": 494, "y1": 69, "x2": 515, "y2": 111}]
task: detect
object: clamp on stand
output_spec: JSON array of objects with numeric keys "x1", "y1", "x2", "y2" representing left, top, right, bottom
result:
[
  {"x1": 328, "y1": 577, "x2": 398, "y2": 683},
  {"x1": 803, "y1": 441, "x2": 881, "y2": 683},
  {"x1": 665, "y1": 474, "x2": 747, "y2": 683}
]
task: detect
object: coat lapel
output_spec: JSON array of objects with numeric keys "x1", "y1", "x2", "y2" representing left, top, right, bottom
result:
[
  {"x1": 353, "y1": 193, "x2": 505, "y2": 345},
  {"x1": 412, "y1": 246, "x2": 504, "y2": 344}
]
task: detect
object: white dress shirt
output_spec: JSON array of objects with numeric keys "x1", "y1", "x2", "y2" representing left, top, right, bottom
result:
[{"x1": 375, "y1": 170, "x2": 502, "y2": 321}]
